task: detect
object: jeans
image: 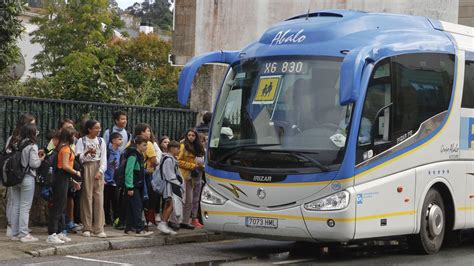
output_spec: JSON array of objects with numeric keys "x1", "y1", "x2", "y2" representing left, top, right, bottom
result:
[
  {"x1": 48, "y1": 172, "x2": 69, "y2": 235},
  {"x1": 125, "y1": 188, "x2": 144, "y2": 233},
  {"x1": 191, "y1": 176, "x2": 203, "y2": 219},
  {"x1": 10, "y1": 175, "x2": 35, "y2": 237}
]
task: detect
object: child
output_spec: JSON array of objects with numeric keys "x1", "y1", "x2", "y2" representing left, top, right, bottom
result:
[
  {"x1": 157, "y1": 140, "x2": 183, "y2": 235},
  {"x1": 104, "y1": 132, "x2": 123, "y2": 225},
  {"x1": 124, "y1": 136, "x2": 153, "y2": 236}
]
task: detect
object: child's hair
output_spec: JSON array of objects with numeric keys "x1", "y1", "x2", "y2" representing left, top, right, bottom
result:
[
  {"x1": 110, "y1": 132, "x2": 122, "y2": 142},
  {"x1": 134, "y1": 123, "x2": 151, "y2": 137},
  {"x1": 134, "y1": 135, "x2": 148, "y2": 145},
  {"x1": 167, "y1": 140, "x2": 180, "y2": 150},
  {"x1": 20, "y1": 124, "x2": 38, "y2": 143},
  {"x1": 58, "y1": 127, "x2": 76, "y2": 146},
  {"x1": 113, "y1": 110, "x2": 127, "y2": 123},
  {"x1": 46, "y1": 129, "x2": 59, "y2": 141}
]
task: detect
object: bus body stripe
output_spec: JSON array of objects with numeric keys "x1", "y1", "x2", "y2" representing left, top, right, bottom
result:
[{"x1": 205, "y1": 210, "x2": 416, "y2": 222}]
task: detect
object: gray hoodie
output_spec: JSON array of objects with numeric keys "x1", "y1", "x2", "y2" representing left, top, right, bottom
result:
[{"x1": 20, "y1": 141, "x2": 42, "y2": 177}]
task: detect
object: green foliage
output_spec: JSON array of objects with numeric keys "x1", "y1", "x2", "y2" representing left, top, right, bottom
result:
[
  {"x1": 115, "y1": 33, "x2": 180, "y2": 107},
  {"x1": 16, "y1": 0, "x2": 181, "y2": 108},
  {"x1": 0, "y1": 0, "x2": 24, "y2": 74},
  {"x1": 126, "y1": 0, "x2": 172, "y2": 31}
]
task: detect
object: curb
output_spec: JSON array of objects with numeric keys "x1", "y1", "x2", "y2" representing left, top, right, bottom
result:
[{"x1": 25, "y1": 232, "x2": 233, "y2": 258}]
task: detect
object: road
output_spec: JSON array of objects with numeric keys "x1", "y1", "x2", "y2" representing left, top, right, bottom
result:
[{"x1": 10, "y1": 235, "x2": 474, "y2": 265}]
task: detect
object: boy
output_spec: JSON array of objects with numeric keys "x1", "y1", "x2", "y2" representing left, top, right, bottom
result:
[
  {"x1": 104, "y1": 110, "x2": 130, "y2": 153},
  {"x1": 124, "y1": 136, "x2": 153, "y2": 236},
  {"x1": 104, "y1": 132, "x2": 123, "y2": 225},
  {"x1": 157, "y1": 140, "x2": 183, "y2": 235}
]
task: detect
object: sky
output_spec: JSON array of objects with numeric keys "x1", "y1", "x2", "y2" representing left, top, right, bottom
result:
[{"x1": 116, "y1": 0, "x2": 138, "y2": 9}]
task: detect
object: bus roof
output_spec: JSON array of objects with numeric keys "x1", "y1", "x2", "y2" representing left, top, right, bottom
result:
[{"x1": 239, "y1": 9, "x2": 455, "y2": 59}]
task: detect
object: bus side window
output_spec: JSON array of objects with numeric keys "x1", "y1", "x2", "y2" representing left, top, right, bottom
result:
[
  {"x1": 462, "y1": 60, "x2": 474, "y2": 109},
  {"x1": 356, "y1": 53, "x2": 455, "y2": 164}
]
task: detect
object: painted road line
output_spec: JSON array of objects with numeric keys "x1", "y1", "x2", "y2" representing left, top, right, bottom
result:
[
  {"x1": 65, "y1": 255, "x2": 132, "y2": 265},
  {"x1": 272, "y1": 258, "x2": 315, "y2": 264}
]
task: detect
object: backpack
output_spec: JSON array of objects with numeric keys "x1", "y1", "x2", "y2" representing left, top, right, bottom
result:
[
  {"x1": 114, "y1": 148, "x2": 140, "y2": 188},
  {"x1": 151, "y1": 156, "x2": 171, "y2": 195},
  {"x1": 36, "y1": 147, "x2": 60, "y2": 187},
  {"x1": 2, "y1": 141, "x2": 33, "y2": 187}
]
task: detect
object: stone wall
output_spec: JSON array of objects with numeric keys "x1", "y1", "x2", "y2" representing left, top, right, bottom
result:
[{"x1": 459, "y1": 0, "x2": 474, "y2": 26}]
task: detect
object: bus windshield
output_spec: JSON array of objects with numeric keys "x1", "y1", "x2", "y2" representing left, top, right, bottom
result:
[{"x1": 208, "y1": 56, "x2": 353, "y2": 173}]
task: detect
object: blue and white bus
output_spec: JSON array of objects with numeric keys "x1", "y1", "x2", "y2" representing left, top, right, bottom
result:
[{"x1": 177, "y1": 10, "x2": 474, "y2": 254}]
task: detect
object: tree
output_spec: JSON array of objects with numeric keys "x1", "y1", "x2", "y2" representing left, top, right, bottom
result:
[
  {"x1": 115, "y1": 33, "x2": 180, "y2": 107},
  {"x1": 0, "y1": 0, "x2": 24, "y2": 74},
  {"x1": 30, "y1": 0, "x2": 121, "y2": 76},
  {"x1": 126, "y1": 0, "x2": 172, "y2": 31}
]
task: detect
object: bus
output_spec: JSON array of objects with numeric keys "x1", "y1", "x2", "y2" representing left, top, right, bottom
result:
[{"x1": 177, "y1": 10, "x2": 474, "y2": 254}]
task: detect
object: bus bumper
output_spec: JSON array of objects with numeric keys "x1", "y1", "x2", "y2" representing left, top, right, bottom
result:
[
  {"x1": 201, "y1": 200, "x2": 313, "y2": 241},
  {"x1": 201, "y1": 198, "x2": 356, "y2": 242}
]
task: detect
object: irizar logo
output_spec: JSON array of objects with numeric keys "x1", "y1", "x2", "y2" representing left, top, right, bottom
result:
[
  {"x1": 253, "y1": 175, "x2": 272, "y2": 182},
  {"x1": 270, "y1": 29, "x2": 306, "y2": 46}
]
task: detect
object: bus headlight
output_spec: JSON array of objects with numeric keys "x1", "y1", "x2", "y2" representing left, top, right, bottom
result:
[
  {"x1": 304, "y1": 191, "x2": 350, "y2": 211},
  {"x1": 201, "y1": 184, "x2": 227, "y2": 205}
]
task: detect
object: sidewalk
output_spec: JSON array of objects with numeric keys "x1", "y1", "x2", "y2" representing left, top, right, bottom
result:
[{"x1": 0, "y1": 225, "x2": 233, "y2": 261}]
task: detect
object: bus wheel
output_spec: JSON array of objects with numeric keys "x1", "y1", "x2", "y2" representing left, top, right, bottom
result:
[{"x1": 413, "y1": 189, "x2": 446, "y2": 254}]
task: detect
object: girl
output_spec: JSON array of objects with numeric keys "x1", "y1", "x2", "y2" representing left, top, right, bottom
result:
[
  {"x1": 158, "y1": 136, "x2": 170, "y2": 153},
  {"x1": 177, "y1": 128, "x2": 205, "y2": 229},
  {"x1": 10, "y1": 124, "x2": 44, "y2": 242},
  {"x1": 190, "y1": 133, "x2": 207, "y2": 229},
  {"x1": 47, "y1": 128, "x2": 81, "y2": 244},
  {"x1": 75, "y1": 120, "x2": 107, "y2": 238},
  {"x1": 5, "y1": 113, "x2": 36, "y2": 238}
]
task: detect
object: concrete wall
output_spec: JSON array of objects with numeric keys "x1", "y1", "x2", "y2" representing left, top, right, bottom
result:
[
  {"x1": 459, "y1": 0, "x2": 474, "y2": 26},
  {"x1": 193, "y1": 0, "x2": 459, "y2": 55}
]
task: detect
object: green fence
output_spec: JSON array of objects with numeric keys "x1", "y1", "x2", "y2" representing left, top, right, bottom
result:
[{"x1": 0, "y1": 95, "x2": 197, "y2": 149}]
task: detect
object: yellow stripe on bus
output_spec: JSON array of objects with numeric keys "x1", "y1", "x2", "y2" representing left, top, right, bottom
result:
[
  {"x1": 205, "y1": 210, "x2": 416, "y2": 223},
  {"x1": 457, "y1": 206, "x2": 474, "y2": 211}
]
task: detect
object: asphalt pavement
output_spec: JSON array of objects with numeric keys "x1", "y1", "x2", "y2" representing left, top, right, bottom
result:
[{"x1": 8, "y1": 235, "x2": 474, "y2": 265}]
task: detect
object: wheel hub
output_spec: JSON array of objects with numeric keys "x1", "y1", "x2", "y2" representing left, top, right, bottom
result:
[{"x1": 427, "y1": 203, "x2": 443, "y2": 237}]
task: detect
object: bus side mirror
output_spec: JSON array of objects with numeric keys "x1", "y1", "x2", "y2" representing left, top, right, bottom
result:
[
  {"x1": 340, "y1": 47, "x2": 374, "y2": 105},
  {"x1": 177, "y1": 50, "x2": 240, "y2": 105}
]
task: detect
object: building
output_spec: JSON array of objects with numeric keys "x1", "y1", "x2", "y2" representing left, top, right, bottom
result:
[{"x1": 171, "y1": 0, "x2": 472, "y2": 116}]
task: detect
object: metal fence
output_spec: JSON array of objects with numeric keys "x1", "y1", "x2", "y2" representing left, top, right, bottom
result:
[{"x1": 0, "y1": 95, "x2": 197, "y2": 149}]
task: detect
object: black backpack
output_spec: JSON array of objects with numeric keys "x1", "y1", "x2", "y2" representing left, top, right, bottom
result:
[
  {"x1": 1, "y1": 141, "x2": 33, "y2": 187},
  {"x1": 36, "y1": 148, "x2": 60, "y2": 186},
  {"x1": 114, "y1": 148, "x2": 142, "y2": 188}
]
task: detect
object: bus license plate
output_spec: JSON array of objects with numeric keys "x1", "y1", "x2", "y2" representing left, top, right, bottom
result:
[{"x1": 245, "y1": 217, "x2": 278, "y2": 228}]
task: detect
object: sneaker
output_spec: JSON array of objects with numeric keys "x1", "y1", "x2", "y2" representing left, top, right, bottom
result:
[
  {"x1": 157, "y1": 222, "x2": 172, "y2": 235},
  {"x1": 136, "y1": 230, "x2": 154, "y2": 237},
  {"x1": 46, "y1": 234, "x2": 65, "y2": 244},
  {"x1": 191, "y1": 218, "x2": 204, "y2": 229},
  {"x1": 180, "y1": 223, "x2": 195, "y2": 230},
  {"x1": 94, "y1": 232, "x2": 107, "y2": 238},
  {"x1": 6, "y1": 226, "x2": 12, "y2": 237},
  {"x1": 168, "y1": 229, "x2": 177, "y2": 235},
  {"x1": 167, "y1": 222, "x2": 180, "y2": 231},
  {"x1": 72, "y1": 224, "x2": 83, "y2": 232},
  {"x1": 57, "y1": 232, "x2": 72, "y2": 242},
  {"x1": 82, "y1": 231, "x2": 91, "y2": 237},
  {"x1": 155, "y1": 214, "x2": 161, "y2": 223},
  {"x1": 20, "y1": 234, "x2": 38, "y2": 243},
  {"x1": 11, "y1": 236, "x2": 20, "y2": 241}
]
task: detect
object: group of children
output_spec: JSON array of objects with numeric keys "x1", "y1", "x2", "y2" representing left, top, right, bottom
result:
[{"x1": 3, "y1": 110, "x2": 212, "y2": 243}]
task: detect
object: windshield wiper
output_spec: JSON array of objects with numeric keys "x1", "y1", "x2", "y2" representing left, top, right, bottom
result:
[
  {"x1": 292, "y1": 152, "x2": 330, "y2": 172},
  {"x1": 216, "y1": 144, "x2": 281, "y2": 164}
]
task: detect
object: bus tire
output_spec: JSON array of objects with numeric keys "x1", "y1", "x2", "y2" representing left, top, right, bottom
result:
[{"x1": 413, "y1": 188, "x2": 446, "y2": 254}]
